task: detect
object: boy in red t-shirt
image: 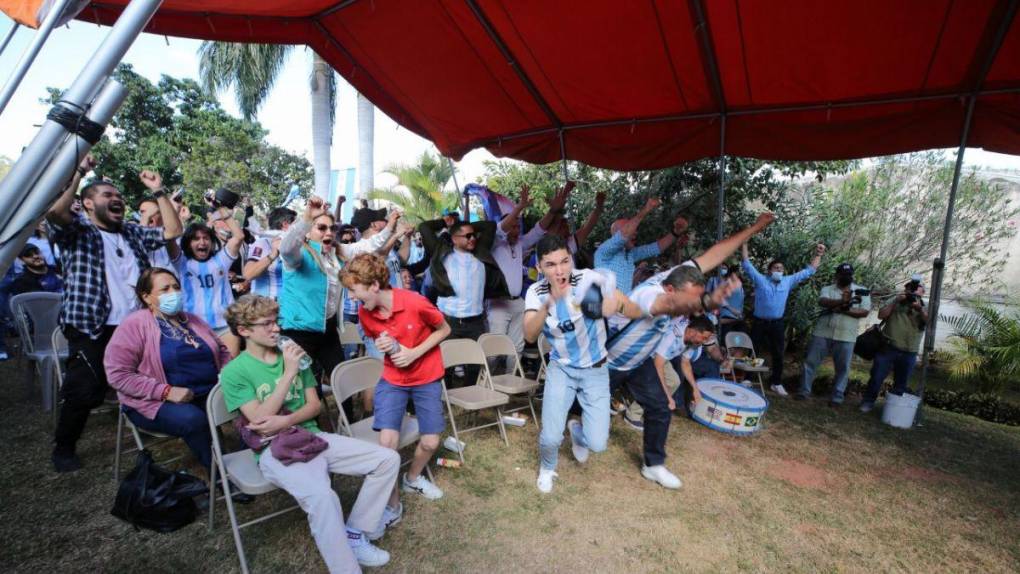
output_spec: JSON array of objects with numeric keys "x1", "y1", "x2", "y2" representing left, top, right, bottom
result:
[{"x1": 341, "y1": 254, "x2": 451, "y2": 518}]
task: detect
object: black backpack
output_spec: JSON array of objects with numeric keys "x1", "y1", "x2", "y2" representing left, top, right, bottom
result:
[{"x1": 111, "y1": 450, "x2": 208, "y2": 533}]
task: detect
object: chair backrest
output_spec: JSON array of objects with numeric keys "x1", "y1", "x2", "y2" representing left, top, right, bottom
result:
[
  {"x1": 725, "y1": 331, "x2": 756, "y2": 356},
  {"x1": 440, "y1": 338, "x2": 489, "y2": 368},
  {"x1": 338, "y1": 321, "x2": 365, "y2": 346},
  {"x1": 206, "y1": 383, "x2": 239, "y2": 428},
  {"x1": 537, "y1": 333, "x2": 552, "y2": 356},
  {"x1": 9, "y1": 292, "x2": 61, "y2": 354},
  {"x1": 330, "y1": 357, "x2": 384, "y2": 404},
  {"x1": 478, "y1": 333, "x2": 524, "y2": 377},
  {"x1": 51, "y1": 328, "x2": 67, "y2": 356}
]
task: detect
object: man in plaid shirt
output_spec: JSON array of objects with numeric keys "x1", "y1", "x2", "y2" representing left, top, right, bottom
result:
[{"x1": 46, "y1": 156, "x2": 183, "y2": 472}]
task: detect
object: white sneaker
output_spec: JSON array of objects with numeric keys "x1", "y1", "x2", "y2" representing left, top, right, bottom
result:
[
  {"x1": 567, "y1": 419, "x2": 589, "y2": 463},
  {"x1": 641, "y1": 465, "x2": 683, "y2": 490},
  {"x1": 770, "y1": 384, "x2": 790, "y2": 397},
  {"x1": 366, "y1": 502, "x2": 403, "y2": 541},
  {"x1": 740, "y1": 379, "x2": 753, "y2": 388},
  {"x1": 348, "y1": 534, "x2": 391, "y2": 568},
  {"x1": 401, "y1": 473, "x2": 444, "y2": 500},
  {"x1": 536, "y1": 468, "x2": 558, "y2": 493}
]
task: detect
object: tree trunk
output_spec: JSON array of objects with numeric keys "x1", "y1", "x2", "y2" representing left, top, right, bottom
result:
[
  {"x1": 357, "y1": 93, "x2": 375, "y2": 202},
  {"x1": 310, "y1": 54, "x2": 332, "y2": 200}
]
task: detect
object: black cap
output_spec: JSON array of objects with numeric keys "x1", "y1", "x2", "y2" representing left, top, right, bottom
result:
[
  {"x1": 836, "y1": 262, "x2": 854, "y2": 275},
  {"x1": 18, "y1": 244, "x2": 40, "y2": 258},
  {"x1": 351, "y1": 207, "x2": 387, "y2": 233}
]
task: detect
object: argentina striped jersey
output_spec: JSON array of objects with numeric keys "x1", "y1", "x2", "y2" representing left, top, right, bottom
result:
[
  {"x1": 524, "y1": 269, "x2": 607, "y2": 369},
  {"x1": 247, "y1": 237, "x2": 283, "y2": 299},
  {"x1": 437, "y1": 251, "x2": 485, "y2": 318},
  {"x1": 607, "y1": 282, "x2": 669, "y2": 371},
  {"x1": 174, "y1": 249, "x2": 236, "y2": 329}
]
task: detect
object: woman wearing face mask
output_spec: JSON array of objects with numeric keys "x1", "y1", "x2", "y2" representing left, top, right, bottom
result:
[
  {"x1": 104, "y1": 268, "x2": 239, "y2": 480},
  {"x1": 174, "y1": 208, "x2": 244, "y2": 353}
]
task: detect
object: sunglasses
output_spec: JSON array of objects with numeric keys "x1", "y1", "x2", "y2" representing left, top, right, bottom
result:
[
  {"x1": 315, "y1": 224, "x2": 339, "y2": 232},
  {"x1": 455, "y1": 232, "x2": 477, "y2": 240}
]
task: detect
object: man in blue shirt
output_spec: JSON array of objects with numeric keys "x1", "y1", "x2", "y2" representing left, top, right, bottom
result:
[
  {"x1": 742, "y1": 242, "x2": 826, "y2": 396},
  {"x1": 594, "y1": 197, "x2": 689, "y2": 294}
]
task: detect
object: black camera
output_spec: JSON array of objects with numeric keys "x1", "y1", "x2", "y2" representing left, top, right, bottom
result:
[
  {"x1": 903, "y1": 280, "x2": 922, "y2": 305},
  {"x1": 211, "y1": 187, "x2": 240, "y2": 210},
  {"x1": 849, "y1": 288, "x2": 870, "y2": 306}
]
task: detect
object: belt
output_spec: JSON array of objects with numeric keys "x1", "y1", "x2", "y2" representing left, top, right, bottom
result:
[
  {"x1": 445, "y1": 314, "x2": 485, "y2": 324},
  {"x1": 591, "y1": 358, "x2": 607, "y2": 368}
]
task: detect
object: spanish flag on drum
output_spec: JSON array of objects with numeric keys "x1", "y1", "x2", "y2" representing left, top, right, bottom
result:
[{"x1": 691, "y1": 379, "x2": 768, "y2": 435}]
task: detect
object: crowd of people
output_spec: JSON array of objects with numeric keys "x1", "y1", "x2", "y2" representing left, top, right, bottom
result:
[{"x1": 1, "y1": 152, "x2": 930, "y2": 574}]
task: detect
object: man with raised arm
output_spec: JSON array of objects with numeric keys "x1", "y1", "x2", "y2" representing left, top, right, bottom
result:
[
  {"x1": 46, "y1": 157, "x2": 183, "y2": 472},
  {"x1": 595, "y1": 197, "x2": 689, "y2": 294}
]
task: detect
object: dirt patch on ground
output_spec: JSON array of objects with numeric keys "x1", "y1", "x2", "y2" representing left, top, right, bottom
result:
[{"x1": 764, "y1": 458, "x2": 832, "y2": 490}]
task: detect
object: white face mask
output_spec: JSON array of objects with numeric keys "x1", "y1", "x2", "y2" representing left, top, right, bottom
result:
[{"x1": 770, "y1": 271, "x2": 783, "y2": 282}]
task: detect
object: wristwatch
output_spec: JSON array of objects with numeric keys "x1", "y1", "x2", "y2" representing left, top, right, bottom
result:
[{"x1": 152, "y1": 187, "x2": 167, "y2": 198}]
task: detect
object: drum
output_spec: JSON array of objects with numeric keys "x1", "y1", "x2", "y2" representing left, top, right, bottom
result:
[{"x1": 691, "y1": 378, "x2": 768, "y2": 435}]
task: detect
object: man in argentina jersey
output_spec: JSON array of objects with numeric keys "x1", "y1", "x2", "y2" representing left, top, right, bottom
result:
[
  {"x1": 524, "y1": 235, "x2": 643, "y2": 494},
  {"x1": 605, "y1": 211, "x2": 776, "y2": 489},
  {"x1": 243, "y1": 207, "x2": 295, "y2": 300},
  {"x1": 174, "y1": 210, "x2": 244, "y2": 337}
]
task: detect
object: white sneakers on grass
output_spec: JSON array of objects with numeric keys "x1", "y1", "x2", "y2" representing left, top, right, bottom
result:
[
  {"x1": 641, "y1": 465, "x2": 682, "y2": 489},
  {"x1": 567, "y1": 419, "x2": 589, "y2": 463},
  {"x1": 536, "y1": 468, "x2": 558, "y2": 493},
  {"x1": 347, "y1": 531, "x2": 391, "y2": 567},
  {"x1": 771, "y1": 384, "x2": 790, "y2": 397},
  {"x1": 402, "y1": 473, "x2": 444, "y2": 500},
  {"x1": 366, "y1": 502, "x2": 403, "y2": 541}
]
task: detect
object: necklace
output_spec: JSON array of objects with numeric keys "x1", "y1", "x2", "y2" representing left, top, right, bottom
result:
[{"x1": 157, "y1": 315, "x2": 200, "y2": 348}]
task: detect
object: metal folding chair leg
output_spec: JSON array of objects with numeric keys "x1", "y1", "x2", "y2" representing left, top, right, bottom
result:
[
  {"x1": 495, "y1": 407, "x2": 509, "y2": 446},
  {"x1": 443, "y1": 393, "x2": 465, "y2": 465}
]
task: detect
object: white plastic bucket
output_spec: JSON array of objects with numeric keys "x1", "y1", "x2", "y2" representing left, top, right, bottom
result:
[{"x1": 881, "y1": 393, "x2": 921, "y2": 429}]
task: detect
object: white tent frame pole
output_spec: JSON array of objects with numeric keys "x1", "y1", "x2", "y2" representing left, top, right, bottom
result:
[
  {"x1": 0, "y1": 0, "x2": 74, "y2": 115},
  {"x1": 0, "y1": 0, "x2": 163, "y2": 276},
  {"x1": 915, "y1": 95, "x2": 976, "y2": 407},
  {"x1": 0, "y1": 21, "x2": 19, "y2": 58},
  {"x1": 717, "y1": 114, "x2": 727, "y2": 241}
]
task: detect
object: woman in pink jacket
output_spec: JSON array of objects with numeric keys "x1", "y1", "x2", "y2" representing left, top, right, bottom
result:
[{"x1": 104, "y1": 267, "x2": 244, "y2": 499}]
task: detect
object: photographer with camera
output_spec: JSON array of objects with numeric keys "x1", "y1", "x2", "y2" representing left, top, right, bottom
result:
[
  {"x1": 859, "y1": 275, "x2": 929, "y2": 413},
  {"x1": 796, "y1": 263, "x2": 871, "y2": 407}
]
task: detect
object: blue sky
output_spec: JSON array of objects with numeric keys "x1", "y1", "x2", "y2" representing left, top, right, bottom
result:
[{"x1": 1, "y1": 18, "x2": 1017, "y2": 189}]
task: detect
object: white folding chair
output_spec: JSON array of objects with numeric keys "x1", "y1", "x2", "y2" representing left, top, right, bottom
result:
[
  {"x1": 112, "y1": 409, "x2": 185, "y2": 480},
  {"x1": 206, "y1": 384, "x2": 301, "y2": 574},
  {"x1": 337, "y1": 320, "x2": 365, "y2": 356},
  {"x1": 10, "y1": 292, "x2": 65, "y2": 409},
  {"x1": 440, "y1": 339, "x2": 510, "y2": 464},
  {"x1": 724, "y1": 331, "x2": 769, "y2": 396},
  {"x1": 536, "y1": 333, "x2": 553, "y2": 383},
  {"x1": 478, "y1": 333, "x2": 540, "y2": 422}
]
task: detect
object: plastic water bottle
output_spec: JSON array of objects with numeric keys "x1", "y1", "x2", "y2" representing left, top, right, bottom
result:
[
  {"x1": 278, "y1": 336, "x2": 313, "y2": 370},
  {"x1": 379, "y1": 331, "x2": 404, "y2": 358}
]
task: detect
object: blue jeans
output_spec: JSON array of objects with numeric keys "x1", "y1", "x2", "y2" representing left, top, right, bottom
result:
[
  {"x1": 539, "y1": 361, "x2": 610, "y2": 471},
  {"x1": 798, "y1": 335, "x2": 855, "y2": 403},
  {"x1": 342, "y1": 313, "x2": 362, "y2": 359},
  {"x1": 863, "y1": 347, "x2": 918, "y2": 403},
  {"x1": 124, "y1": 399, "x2": 212, "y2": 469}
]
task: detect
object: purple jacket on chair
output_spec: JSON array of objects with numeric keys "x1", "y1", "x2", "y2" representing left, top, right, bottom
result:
[{"x1": 104, "y1": 309, "x2": 232, "y2": 420}]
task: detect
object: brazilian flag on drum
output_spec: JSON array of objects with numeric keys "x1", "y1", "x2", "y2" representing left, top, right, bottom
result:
[{"x1": 692, "y1": 379, "x2": 768, "y2": 435}]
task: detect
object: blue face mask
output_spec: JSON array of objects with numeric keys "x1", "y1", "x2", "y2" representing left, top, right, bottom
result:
[
  {"x1": 158, "y1": 291, "x2": 184, "y2": 315},
  {"x1": 770, "y1": 271, "x2": 783, "y2": 282},
  {"x1": 719, "y1": 266, "x2": 729, "y2": 277}
]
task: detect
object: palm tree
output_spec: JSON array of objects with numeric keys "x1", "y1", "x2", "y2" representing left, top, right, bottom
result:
[
  {"x1": 941, "y1": 302, "x2": 1020, "y2": 394},
  {"x1": 357, "y1": 93, "x2": 374, "y2": 201},
  {"x1": 368, "y1": 151, "x2": 460, "y2": 225},
  {"x1": 197, "y1": 43, "x2": 337, "y2": 198}
]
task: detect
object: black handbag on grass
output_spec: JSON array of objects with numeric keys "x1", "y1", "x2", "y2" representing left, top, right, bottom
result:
[{"x1": 111, "y1": 449, "x2": 208, "y2": 533}]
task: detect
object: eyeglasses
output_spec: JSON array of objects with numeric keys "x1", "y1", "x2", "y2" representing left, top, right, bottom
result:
[
  {"x1": 246, "y1": 319, "x2": 278, "y2": 329},
  {"x1": 315, "y1": 224, "x2": 339, "y2": 233},
  {"x1": 455, "y1": 232, "x2": 477, "y2": 240}
]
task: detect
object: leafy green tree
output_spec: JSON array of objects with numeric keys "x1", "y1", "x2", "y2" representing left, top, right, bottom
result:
[
  {"x1": 369, "y1": 151, "x2": 460, "y2": 224},
  {"x1": 44, "y1": 64, "x2": 313, "y2": 212}
]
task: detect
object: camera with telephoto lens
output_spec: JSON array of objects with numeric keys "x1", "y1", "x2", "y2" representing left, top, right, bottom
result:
[{"x1": 849, "y1": 287, "x2": 871, "y2": 305}]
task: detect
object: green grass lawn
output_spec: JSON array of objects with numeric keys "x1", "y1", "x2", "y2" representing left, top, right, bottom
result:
[{"x1": 2, "y1": 352, "x2": 1019, "y2": 574}]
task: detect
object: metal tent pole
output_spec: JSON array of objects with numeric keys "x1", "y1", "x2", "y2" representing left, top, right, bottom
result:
[
  {"x1": 717, "y1": 114, "x2": 727, "y2": 241},
  {"x1": 0, "y1": 22, "x2": 20, "y2": 58},
  {"x1": 446, "y1": 157, "x2": 467, "y2": 219},
  {"x1": 0, "y1": 0, "x2": 74, "y2": 115},
  {"x1": 558, "y1": 129, "x2": 568, "y2": 182},
  {"x1": 0, "y1": 0, "x2": 163, "y2": 243},
  {"x1": 0, "y1": 79, "x2": 126, "y2": 274},
  {"x1": 915, "y1": 95, "x2": 976, "y2": 414}
]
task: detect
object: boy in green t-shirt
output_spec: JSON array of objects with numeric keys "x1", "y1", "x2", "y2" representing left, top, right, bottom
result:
[{"x1": 220, "y1": 295, "x2": 400, "y2": 572}]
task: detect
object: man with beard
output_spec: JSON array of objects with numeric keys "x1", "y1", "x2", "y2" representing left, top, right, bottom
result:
[
  {"x1": 11, "y1": 244, "x2": 62, "y2": 295},
  {"x1": 46, "y1": 159, "x2": 183, "y2": 472},
  {"x1": 796, "y1": 263, "x2": 871, "y2": 406}
]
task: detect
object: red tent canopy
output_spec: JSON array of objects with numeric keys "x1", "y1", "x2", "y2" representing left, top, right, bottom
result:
[{"x1": 23, "y1": 1, "x2": 1020, "y2": 169}]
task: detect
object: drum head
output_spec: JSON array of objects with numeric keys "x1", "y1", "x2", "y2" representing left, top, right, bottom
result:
[{"x1": 696, "y1": 378, "x2": 768, "y2": 411}]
